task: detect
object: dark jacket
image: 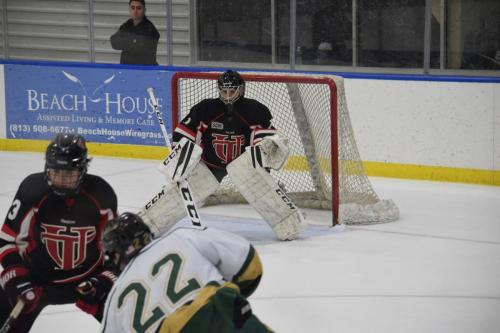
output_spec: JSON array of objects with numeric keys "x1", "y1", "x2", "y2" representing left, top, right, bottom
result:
[{"x1": 110, "y1": 16, "x2": 160, "y2": 65}]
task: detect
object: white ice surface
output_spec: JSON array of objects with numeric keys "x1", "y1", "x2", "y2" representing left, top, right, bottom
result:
[{"x1": 0, "y1": 151, "x2": 499, "y2": 333}]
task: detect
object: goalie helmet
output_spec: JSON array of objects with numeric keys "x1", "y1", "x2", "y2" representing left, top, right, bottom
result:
[
  {"x1": 103, "y1": 212, "x2": 153, "y2": 273},
  {"x1": 45, "y1": 133, "x2": 90, "y2": 196},
  {"x1": 217, "y1": 69, "x2": 245, "y2": 105}
]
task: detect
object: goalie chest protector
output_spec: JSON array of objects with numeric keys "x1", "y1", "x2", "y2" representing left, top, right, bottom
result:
[{"x1": 173, "y1": 97, "x2": 276, "y2": 168}]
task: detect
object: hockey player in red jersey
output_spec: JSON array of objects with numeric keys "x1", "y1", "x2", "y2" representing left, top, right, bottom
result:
[
  {"x1": 0, "y1": 134, "x2": 118, "y2": 332},
  {"x1": 100, "y1": 212, "x2": 274, "y2": 333},
  {"x1": 140, "y1": 70, "x2": 307, "y2": 241}
]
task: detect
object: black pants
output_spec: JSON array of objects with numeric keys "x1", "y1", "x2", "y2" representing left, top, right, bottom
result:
[
  {"x1": 207, "y1": 165, "x2": 227, "y2": 183},
  {"x1": 0, "y1": 282, "x2": 102, "y2": 333}
]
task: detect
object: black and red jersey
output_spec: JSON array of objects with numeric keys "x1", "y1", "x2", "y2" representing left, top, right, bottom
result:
[
  {"x1": 0, "y1": 172, "x2": 117, "y2": 284},
  {"x1": 173, "y1": 97, "x2": 277, "y2": 169}
]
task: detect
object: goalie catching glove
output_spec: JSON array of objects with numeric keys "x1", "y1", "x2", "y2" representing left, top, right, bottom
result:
[
  {"x1": 159, "y1": 137, "x2": 202, "y2": 183},
  {"x1": 247, "y1": 134, "x2": 290, "y2": 170}
]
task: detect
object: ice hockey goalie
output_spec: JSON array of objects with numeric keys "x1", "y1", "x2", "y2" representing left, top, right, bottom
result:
[{"x1": 138, "y1": 70, "x2": 306, "y2": 240}]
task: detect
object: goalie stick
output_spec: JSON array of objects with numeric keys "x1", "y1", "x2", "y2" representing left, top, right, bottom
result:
[
  {"x1": 0, "y1": 299, "x2": 25, "y2": 333},
  {"x1": 147, "y1": 87, "x2": 203, "y2": 228}
]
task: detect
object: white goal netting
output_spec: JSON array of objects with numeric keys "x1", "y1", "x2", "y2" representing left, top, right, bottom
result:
[{"x1": 171, "y1": 72, "x2": 399, "y2": 225}]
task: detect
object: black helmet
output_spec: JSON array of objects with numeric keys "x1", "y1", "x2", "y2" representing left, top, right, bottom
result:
[
  {"x1": 45, "y1": 133, "x2": 89, "y2": 196},
  {"x1": 103, "y1": 212, "x2": 153, "y2": 273},
  {"x1": 217, "y1": 70, "x2": 245, "y2": 104}
]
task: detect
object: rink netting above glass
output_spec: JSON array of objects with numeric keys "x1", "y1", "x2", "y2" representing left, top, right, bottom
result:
[{"x1": 172, "y1": 72, "x2": 399, "y2": 225}]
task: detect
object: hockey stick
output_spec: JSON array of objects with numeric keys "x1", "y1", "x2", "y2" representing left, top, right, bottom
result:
[
  {"x1": 147, "y1": 87, "x2": 203, "y2": 228},
  {"x1": 0, "y1": 299, "x2": 25, "y2": 333}
]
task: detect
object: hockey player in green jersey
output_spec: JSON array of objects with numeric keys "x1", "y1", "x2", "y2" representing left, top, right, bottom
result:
[{"x1": 100, "y1": 212, "x2": 274, "y2": 333}]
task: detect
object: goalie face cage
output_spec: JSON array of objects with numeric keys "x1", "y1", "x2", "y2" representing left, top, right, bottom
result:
[{"x1": 171, "y1": 72, "x2": 399, "y2": 226}]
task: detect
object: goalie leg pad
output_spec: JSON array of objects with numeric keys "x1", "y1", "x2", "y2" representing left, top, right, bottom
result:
[
  {"x1": 227, "y1": 151, "x2": 306, "y2": 240},
  {"x1": 138, "y1": 162, "x2": 219, "y2": 235}
]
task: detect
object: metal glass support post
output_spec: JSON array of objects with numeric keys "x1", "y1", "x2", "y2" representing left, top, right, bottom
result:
[
  {"x1": 190, "y1": 0, "x2": 198, "y2": 65},
  {"x1": 88, "y1": 0, "x2": 95, "y2": 62},
  {"x1": 166, "y1": 0, "x2": 173, "y2": 65},
  {"x1": 271, "y1": 0, "x2": 276, "y2": 65},
  {"x1": 2, "y1": 0, "x2": 8, "y2": 59},
  {"x1": 440, "y1": 0, "x2": 445, "y2": 69},
  {"x1": 352, "y1": 0, "x2": 357, "y2": 68},
  {"x1": 289, "y1": 0, "x2": 296, "y2": 69},
  {"x1": 423, "y1": 0, "x2": 432, "y2": 73}
]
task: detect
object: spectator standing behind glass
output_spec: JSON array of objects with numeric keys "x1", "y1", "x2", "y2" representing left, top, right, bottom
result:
[{"x1": 110, "y1": 0, "x2": 160, "y2": 65}]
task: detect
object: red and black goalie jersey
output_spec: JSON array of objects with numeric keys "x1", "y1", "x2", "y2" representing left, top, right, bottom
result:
[
  {"x1": 0, "y1": 172, "x2": 117, "y2": 284},
  {"x1": 173, "y1": 97, "x2": 277, "y2": 169}
]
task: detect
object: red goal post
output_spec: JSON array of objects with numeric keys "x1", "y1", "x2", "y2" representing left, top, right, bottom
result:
[{"x1": 171, "y1": 71, "x2": 398, "y2": 226}]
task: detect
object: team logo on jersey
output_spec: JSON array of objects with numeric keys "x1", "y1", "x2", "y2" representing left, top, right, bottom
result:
[
  {"x1": 211, "y1": 134, "x2": 245, "y2": 164},
  {"x1": 211, "y1": 121, "x2": 224, "y2": 130},
  {"x1": 40, "y1": 224, "x2": 96, "y2": 270}
]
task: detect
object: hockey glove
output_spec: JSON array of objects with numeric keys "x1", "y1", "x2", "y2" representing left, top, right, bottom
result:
[
  {"x1": 247, "y1": 145, "x2": 267, "y2": 169},
  {"x1": 159, "y1": 137, "x2": 202, "y2": 183},
  {"x1": 258, "y1": 134, "x2": 290, "y2": 170},
  {"x1": 76, "y1": 270, "x2": 117, "y2": 316},
  {"x1": 0, "y1": 265, "x2": 43, "y2": 314},
  {"x1": 247, "y1": 135, "x2": 290, "y2": 170},
  {"x1": 76, "y1": 270, "x2": 117, "y2": 304}
]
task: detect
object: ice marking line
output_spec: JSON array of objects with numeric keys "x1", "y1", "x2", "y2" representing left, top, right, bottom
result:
[
  {"x1": 99, "y1": 165, "x2": 157, "y2": 178},
  {"x1": 349, "y1": 227, "x2": 500, "y2": 245},
  {"x1": 252, "y1": 294, "x2": 500, "y2": 301},
  {"x1": 39, "y1": 309, "x2": 81, "y2": 316}
]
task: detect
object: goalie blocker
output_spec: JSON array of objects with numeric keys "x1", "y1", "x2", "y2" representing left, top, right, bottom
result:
[{"x1": 139, "y1": 135, "x2": 306, "y2": 240}]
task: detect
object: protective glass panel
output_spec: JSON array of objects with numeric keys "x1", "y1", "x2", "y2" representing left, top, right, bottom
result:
[
  {"x1": 447, "y1": 0, "x2": 500, "y2": 70},
  {"x1": 295, "y1": 0, "x2": 352, "y2": 66},
  {"x1": 276, "y1": 0, "x2": 291, "y2": 64},
  {"x1": 357, "y1": 0, "x2": 425, "y2": 68},
  {"x1": 197, "y1": 0, "x2": 271, "y2": 63}
]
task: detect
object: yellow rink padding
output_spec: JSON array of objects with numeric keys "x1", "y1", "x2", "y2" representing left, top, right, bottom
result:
[
  {"x1": 0, "y1": 138, "x2": 169, "y2": 160},
  {"x1": 1, "y1": 138, "x2": 498, "y2": 186},
  {"x1": 363, "y1": 161, "x2": 500, "y2": 187}
]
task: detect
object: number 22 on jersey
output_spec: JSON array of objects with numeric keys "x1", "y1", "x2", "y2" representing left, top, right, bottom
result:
[{"x1": 117, "y1": 252, "x2": 201, "y2": 333}]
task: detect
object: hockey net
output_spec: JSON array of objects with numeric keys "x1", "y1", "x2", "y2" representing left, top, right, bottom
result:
[{"x1": 171, "y1": 72, "x2": 399, "y2": 225}]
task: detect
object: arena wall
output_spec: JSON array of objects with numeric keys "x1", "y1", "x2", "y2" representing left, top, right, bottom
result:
[{"x1": 0, "y1": 61, "x2": 498, "y2": 185}]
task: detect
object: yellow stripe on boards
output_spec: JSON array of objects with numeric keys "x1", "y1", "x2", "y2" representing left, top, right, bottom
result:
[
  {"x1": 282, "y1": 155, "x2": 500, "y2": 186},
  {"x1": 1, "y1": 139, "x2": 498, "y2": 186},
  {"x1": 87, "y1": 142, "x2": 169, "y2": 160},
  {"x1": 0, "y1": 138, "x2": 49, "y2": 152},
  {"x1": 363, "y1": 161, "x2": 500, "y2": 187},
  {"x1": 0, "y1": 138, "x2": 169, "y2": 160}
]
